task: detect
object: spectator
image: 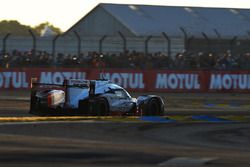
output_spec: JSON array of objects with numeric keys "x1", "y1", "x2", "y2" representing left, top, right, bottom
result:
[{"x1": 2, "y1": 49, "x2": 250, "y2": 70}]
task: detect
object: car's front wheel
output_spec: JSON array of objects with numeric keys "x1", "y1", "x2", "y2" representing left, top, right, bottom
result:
[{"x1": 146, "y1": 98, "x2": 161, "y2": 116}]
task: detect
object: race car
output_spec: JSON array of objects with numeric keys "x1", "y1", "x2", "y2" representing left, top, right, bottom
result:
[{"x1": 29, "y1": 78, "x2": 165, "y2": 116}]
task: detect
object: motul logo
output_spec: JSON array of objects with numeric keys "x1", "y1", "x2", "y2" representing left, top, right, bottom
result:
[
  {"x1": 0, "y1": 72, "x2": 29, "y2": 88},
  {"x1": 101, "y1": 73, "x2": 145, "y2": 89},
  {"x1": 40, "y1": 72, "x2": 86, "y2": 84},
  {"x1": 210, "y1": 74, "x2": 250, "y2": 90},
  {"x1": 155, "y1": 73, "x2": 200, "y2": 90}
]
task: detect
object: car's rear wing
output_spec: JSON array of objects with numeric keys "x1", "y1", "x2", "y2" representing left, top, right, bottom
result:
[
  {"x1": 30, "y1": 78, "x2": 97, "y2": 108},
  {"x1": 31, "y1": 78, "x2": 91, "y2": 89},
  {"x1": 30, "y1": 78, "x2": 110, "y2": 95}
]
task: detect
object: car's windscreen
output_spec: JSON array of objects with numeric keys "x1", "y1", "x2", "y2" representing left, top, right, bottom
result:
[{"x1": 114, "y1": 89, "x2": 131, "y2": 98}]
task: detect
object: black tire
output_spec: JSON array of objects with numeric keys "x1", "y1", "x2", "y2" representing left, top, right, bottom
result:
[
  {"x1": 129, "y1": 103, "x2": 137, "y2": 116},
  {"x1": 29, "y1": 95, "x2": 49, "y2": 116},
  {"x1": 29, "y1": 94, "x2": 38, "y2": 115},
  {"x1": 146, "y1": 98, "x2": 160, "y2": 116},
  {"x1": 78, "y1": 99, "x2": 89, "y2": 115},
  {"x1": 95, "y1": 98, "x2": 109, "y2": 116}
]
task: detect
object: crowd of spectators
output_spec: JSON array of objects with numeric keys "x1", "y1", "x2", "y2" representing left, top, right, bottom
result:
[{"x1": 1, "y1": 49, "x2": 250, "y2": 70}]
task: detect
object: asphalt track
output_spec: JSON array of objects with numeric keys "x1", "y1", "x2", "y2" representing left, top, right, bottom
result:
[
  {"x1": 0, "y1": 93, "x2": 250, "y2": 167},
  {"x1": 0, "y1": 121, "x2": 250, "y2": 167}
]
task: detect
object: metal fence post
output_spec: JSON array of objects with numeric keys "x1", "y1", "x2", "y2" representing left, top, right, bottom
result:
[
  {"x1": 118, "y1": 31, "x2": 127, "y2": 52},
  {"x1": 230, "y1": 36, "x2": 237, "y2": 54},
  {"x1": 162, "y1": 32, "x2": 171, "y2": 57},
  {"x1": 145, "y1": 35, "x2": 152, "y2": 55},
  {"x1": 28, "y1": 29, "x2": 36, "y2": 57},
  {"x1": 202, "y1": 32, "x2": 210, "y2": 52},
  {"x1": 214, "y1": 29, "x2": 221, "y2": 53},
  {"x1": 187, "y1": 36, "x2": 194, "y2": 52},
  {"x1": 214, "y1": 29, "x2": 221, "y2": 39},
  {"x1": 180, "y1": 27, "x2": 188, "y2": 51},
  {"x1": 52, "y1": 34, "x2": 60, "y2": 65},
  {"x1": 99, "y1": 35, "x2": 107, "y2": 53},
  {"x1": 2, "y1": 33, "x2": 11, "y2": 55},
  {"x1": 74, "y1": 31, "x2": 81, "y2": 56}
]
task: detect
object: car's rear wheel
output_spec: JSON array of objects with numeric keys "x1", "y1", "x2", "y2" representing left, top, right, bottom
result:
[
  {"x1": 29, "y1": 94, "x2": 43, "y2": 115},
  {"x1": 95, "y1": 98, "x2": 109, "y2": 116},
  {"x1": 29, "y1": 97, "x2": 36, "y2": 114}
]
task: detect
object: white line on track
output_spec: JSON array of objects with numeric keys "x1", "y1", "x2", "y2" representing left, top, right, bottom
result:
[{"x1": 158, "y1": 157, "x2": 218, "y2": 166}]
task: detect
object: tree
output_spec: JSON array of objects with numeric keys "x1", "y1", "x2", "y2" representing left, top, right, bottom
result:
[
  {"x1": 33, "y1": 22, "x2": 62, "y2": 35},
  {"x1": 0, "y1": 20, "x2": 32, "y2": 36},
  {"x1": 0, "y1": 20, "x2": 62, "y2": 36}
]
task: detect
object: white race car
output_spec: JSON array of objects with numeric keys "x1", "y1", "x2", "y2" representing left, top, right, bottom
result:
[{"x1": 30, "y1": 79, "x2": 165, "y2": 116}]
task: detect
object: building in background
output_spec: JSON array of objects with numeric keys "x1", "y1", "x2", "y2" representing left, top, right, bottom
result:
[{"x1": 1, "y1": 3, "x2": 250, "y2": 57}]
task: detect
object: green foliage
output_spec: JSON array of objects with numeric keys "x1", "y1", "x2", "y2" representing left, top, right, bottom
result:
[
  {"x1": 0, "y1": 20, "x2": 31, "y2": 36},
  {"x1": 33, "y1": 22, "x2": 62, "y2": 35},
  {"x1": 0, "y1": 20, "x2": 62, "y2": 36}
]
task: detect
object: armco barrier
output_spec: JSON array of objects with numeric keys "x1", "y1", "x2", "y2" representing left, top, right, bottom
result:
[{"x1": 0, "y1": 68, "x2": 250, "y2": 93}]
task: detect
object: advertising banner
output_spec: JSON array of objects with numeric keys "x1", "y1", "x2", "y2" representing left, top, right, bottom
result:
[
  {"x1": 145, "y1": 70, "x2": 206, "y2": 92},
  {"x1": 0, "y1": 68, "x2": 87, "y2": 89},
  {"x1": 1, "y1": 68, "x2": 250, "y2": 93},
  {"x1": 208, "y1": 71, "x2": 250, "y2": 92}
]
